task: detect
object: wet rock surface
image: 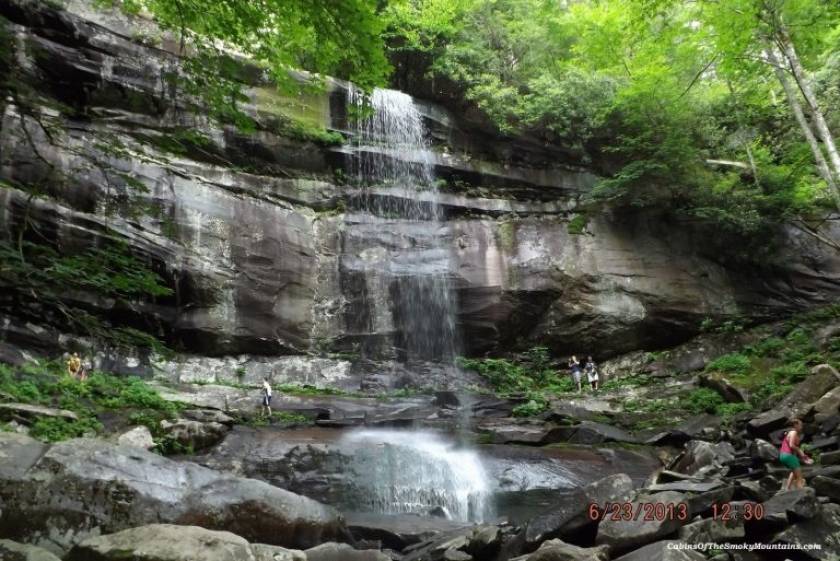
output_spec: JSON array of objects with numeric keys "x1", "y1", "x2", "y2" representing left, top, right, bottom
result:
[
  {"x1": 65, "y1": 524, "x2": 306, "y2": 561},
  {"x1": 0, "y1": 539, "x2": 63, "y2": 561},
  {"x1": 0, "y1": 434, "x2": 345, "y2": 555}
]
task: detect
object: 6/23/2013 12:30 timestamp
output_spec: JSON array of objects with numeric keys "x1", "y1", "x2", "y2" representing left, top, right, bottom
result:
[{"x1": 587, "y1": 502, "x2": 765, "y2": 522}]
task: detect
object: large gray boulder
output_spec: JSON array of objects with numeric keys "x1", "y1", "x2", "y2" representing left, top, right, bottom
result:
[
  {"x1": 116, "y1": 426, "x2": 155, "y2": 450},
  {"x1": 770, "y1": 503, "x2": 840, "y2": 560},
  {"x1": 305, "y1": 543, "x2": 391, "y2": 561},
  {"x1": 671, "y1": 441, "x2": 735, "y2": 476},
  {"x1": 611, "y1": 540, "x2": 706, "y2": 561},
  {"x1": 595, "y1": 491, "x2": 689, "y2": 553},
  {"x1": 677, "y1": 517, "x2": 744, "y2": 544},
  {"x1": 510, "y1": 540, "x2": 610, "y2": 561},
  {"x1": 0, "y1": 540, "x2": 62, "y2": 561},
  {"x1": 524, "y1": 474, "x2": 635, "y2": 549},
  {"x1": 747, "y1": 409, "x2": 792, "y2": 437},
  {"x1": 159, "y1": 418, "x2": 229, "y2": 451},
  {"x1": 780, "y1": 364, "x2": 840, "y2": 417},
  {"x1": 811, "y1": 386, "x2": 840, "y2": 423},
  {"x1": 760, "y1": 488, "x2": 819, "y2": 525},
  {"x1": 65, "y1": 525, "x2": 305, "y2": 561},
  {"x1": 0, "y1": 434, "x2": 345, "y2": 554}
]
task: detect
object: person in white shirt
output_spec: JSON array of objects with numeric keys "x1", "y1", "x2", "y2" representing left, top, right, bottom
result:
[{"x1": 261, "y1": 378, "x2": 272, "y2": 417}]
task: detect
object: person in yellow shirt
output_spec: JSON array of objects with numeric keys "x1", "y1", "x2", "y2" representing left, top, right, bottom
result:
[{"x1": 66, "y1": 352, "x2": 82, "y2": 379}]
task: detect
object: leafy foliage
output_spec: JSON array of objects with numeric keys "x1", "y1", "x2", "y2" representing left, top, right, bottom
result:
[
  {"x1": 389, "y1": 0, "x2": 840, "y2": 258},
  {"x1": 0, "y1": 240, "x2": 172, "y2": 352},
  {"x1": 458, "y1": 347, "x2": 575, "y2": 416},
  {"x1": 104, "y1": 0, "x2": 390, "y2": 127},
  {"x1": 0, "y1": 361, "x2": 179, "y2": 443}
]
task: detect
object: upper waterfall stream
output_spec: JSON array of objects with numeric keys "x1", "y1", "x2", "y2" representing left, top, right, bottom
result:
[{"x1": 348, "y1": 88, "x2": 459, "y2": 365}]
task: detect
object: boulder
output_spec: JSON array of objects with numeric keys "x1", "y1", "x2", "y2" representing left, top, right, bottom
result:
[
  {"x1": 644, "y1": 415, "x2": 724, "y2": 447},
  {"x1": 747, "y1": 409, "x2": 792, "y2": 438},
  {"x1": 780, "y1": 364, "x2": 839, "y2": 417},
  {"x1": 671, "y1": 441, "x2": 735, "y2": 476},
  {"x1": 180, "y1": 409, "x2": 236, "y2": 425},
  {"x1": 821, "y1": 450, "x2": 840, "y2": 466},
  {"x1": 346, "y1": 512, "x2": 468, "y2": 551},
  {"x1": 761, "y1": 488, "x2": 819, "y2": 524},
  {"x1": 748, "y1": 439, "x2": 778, "y2": 462},
  {"x1": 769, "y1": 503, "x2": 840, "y2": 559},
  {"x1": 305, "y1": 543, "x2": 390, "y2": 561},
  {"x1": 65, "y1": 525, "x2": 305, "y2": 561},
  {"x1": 611, "y1": 540, "x2": 706, "y2": 561},
  {"x1": 585, "y1": 473, "x2": 635, "y2": 507},
  {"x1": 116, "y1": 426, "x2": 155, "y2": 450},
  {"x1": 813, "y1": 475, "x2": 840, "y2": 502},
  {"x1": 159, "y1": 419, "x2": 229, "y2": 451},
  {"x1": 699, "y1": 373, "x2": 749, "y2": 403},
  {"x1": 478, "y1": 419, "x2": 568, "y2": 445},
  {"x1": 524, "y1": 489, "x2": 591, "y2": 550},
  {"x1": 443, "y1": 550, "x2": 473, "y2": 561},
  {"x1": 595, "y1": 491, "x2": 689, "y2": 552},
  {"x1": 0, "y1": 434, "x2": 345, "y2": 554},
  {"x1": 677, "y1": 517, "x2": 744, "y2": 544},
  {"x1": 463, "y1": 525, "x2": 501, "y2": 558},
  {"x1": 811, "y1": 387, "x2": 840, "y2": 423},
  {"x1": 565, "y1": 422, "x2": 638, "y2": 445},
  {"x1": 735, "y1": 480, "x2": 772, "y2": 502},
  {"x1": 0, "y1": 540, "x2": 62, "y2": 561},
  {"x1": 511, "y1": 540, "x2": 610, "y2": 561},
  {"x1": 0, "y1": 403, "x2": 78, "y2": 422},
  {"x1": 683, "y1": 485, "x2": 735, "y2": 517},
  {"x1": 646, "y1": 480, "x2": 725, "y2": 494}
]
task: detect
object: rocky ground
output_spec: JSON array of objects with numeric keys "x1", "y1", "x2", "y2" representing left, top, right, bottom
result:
[{"x1": 2, "y1": 311, "x2": 840, "y2": 561}]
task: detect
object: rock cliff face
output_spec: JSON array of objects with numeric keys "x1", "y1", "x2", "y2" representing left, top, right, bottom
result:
[{"x1": 1, "y1": 0, "x2": 839, "y2": 378}]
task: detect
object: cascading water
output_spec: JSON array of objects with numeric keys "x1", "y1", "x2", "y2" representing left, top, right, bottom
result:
[
  {"x1": 347, "y1": 88, "x2": 458, "y2": 364},
  {"x1": 342, "y1": 430, "x2": 491, "y2": 522},
  {"x1": 338, "y1": 90, "x2": 491, "y2": 522}
]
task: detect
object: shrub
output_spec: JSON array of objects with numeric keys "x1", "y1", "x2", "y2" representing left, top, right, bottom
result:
[
  {"x1": 512, "y1": 397, "x2": 548, "y2": 417},
  {"x1": 716, "y1": 402, "x2": 753, "y2": 419},
  {"x1": 30, "y1": 416, "x2": 102, "y2": 442},
  {"x1": 746, "y1": 337, "x2": 785, "y2": 358},
  {"x1": 681, "y1": 388, "x2": 725, "y2": 414},
  {"x1": 706, "y1": 353, "x2": 751, "y2": 376},
  {"x1": 771, "y1": 362, "x2": 809, "y2": 385}
]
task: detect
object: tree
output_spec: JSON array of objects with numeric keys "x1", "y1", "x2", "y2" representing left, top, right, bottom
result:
[{"x1": 110, "y1": 0, "x2": 392, "y2": 123}]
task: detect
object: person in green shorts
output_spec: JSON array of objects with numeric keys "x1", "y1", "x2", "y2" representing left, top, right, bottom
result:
[{"x1": 779, "y1": 418, "x2": 812, "y2": 490}]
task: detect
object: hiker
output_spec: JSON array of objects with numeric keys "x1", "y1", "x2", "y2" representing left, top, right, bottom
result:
[
  {"x1": 261, "y1": 377, "x2": 272, "y2": 417},
  {"x1": 66, "y1": 352, "x2": 82, "y2": 380},
  {"x1": 568, "y1": 356, "x2": 583, "y2": 393},
  {"x1": 779, "y1": 418, "x2": 813, "y2": 490},
  {"x1": 585, "y1": 356, "x2": 599, "y2": 391}
]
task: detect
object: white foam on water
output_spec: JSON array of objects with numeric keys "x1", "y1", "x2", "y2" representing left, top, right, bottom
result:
[{"x1": 341, "y1": 429, "x2": 491, "y2": 523}]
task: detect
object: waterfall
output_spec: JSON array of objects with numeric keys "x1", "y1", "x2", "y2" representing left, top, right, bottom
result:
[
  {"x1": 348, "y1": 88, "x2": 458, "y2": 365},
  {"x1": 342, "y1": 429, "x2": 491, "y2": 522}
]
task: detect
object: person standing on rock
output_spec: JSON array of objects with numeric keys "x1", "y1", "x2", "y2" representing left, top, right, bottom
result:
[
  {"x1": 261, "y1": 377, "x2": 272, "y2": 418},
  {"x1": 585, "y1": 356, "x2": 599, "y2": 391},
  {"x1": 779, "y1": 418, "x2": 812, "y2": 490},
  {"x1": 568, "y1": 356, "x2": 583, "y2": 393}
]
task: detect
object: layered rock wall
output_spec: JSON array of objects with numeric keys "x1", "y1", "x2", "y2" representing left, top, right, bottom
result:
[{"x1": 1, "y1": 0, "x2": 839, "y2": 380}]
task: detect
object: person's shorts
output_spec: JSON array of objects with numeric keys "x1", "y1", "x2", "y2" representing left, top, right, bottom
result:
[
  {"x1": 572, "y1": 371, "x2": 581, "y2": 383},
  {"x1": 262, "y1": 395, "x2": 272, "y2": 406},
  {"x1": 780, "y1": 452, "x2": 800, "y2": 469}
]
